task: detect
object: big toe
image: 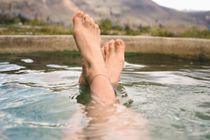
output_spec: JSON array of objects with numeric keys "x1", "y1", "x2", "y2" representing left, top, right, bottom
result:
[
  {"x1": 83, "y1": 14, "x2": 95, "y2": 27},
  {"x1": 72, "y1": 11, "x2": 84, "y2": 25}
]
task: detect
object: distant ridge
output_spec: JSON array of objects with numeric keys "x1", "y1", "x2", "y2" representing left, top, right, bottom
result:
[{"x1": 0, "y1": 0, "x2": 209, "y2": 28}]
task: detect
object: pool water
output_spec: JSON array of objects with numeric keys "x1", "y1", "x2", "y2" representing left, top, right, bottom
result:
[{"x1": 0, "y1": 53, "x2": 210, "y2": 140}]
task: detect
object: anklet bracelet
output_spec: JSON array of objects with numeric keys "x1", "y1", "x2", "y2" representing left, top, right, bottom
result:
[{"x1": 89, "y1": 74, "x2": 111, "y2": 86}]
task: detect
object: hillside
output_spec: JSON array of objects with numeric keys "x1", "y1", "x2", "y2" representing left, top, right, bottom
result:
[{"x1": 0, "y1": 0, "x2": 209, "y2": 28}]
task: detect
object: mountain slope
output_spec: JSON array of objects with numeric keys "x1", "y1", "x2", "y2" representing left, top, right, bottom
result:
[{"x1": 0, "y1": 0, "x2": 209, "y2": 28}]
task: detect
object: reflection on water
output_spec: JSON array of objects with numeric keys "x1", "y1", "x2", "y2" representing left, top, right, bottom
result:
[
  {"x1": 64, "y1": 98, "x2": 149, "y2": 140},
  {"x1": 0, "y1": 53, "x2": 210, "y2": 140}
]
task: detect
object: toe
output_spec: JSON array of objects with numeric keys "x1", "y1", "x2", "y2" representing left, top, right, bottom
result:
[
  {"x1": 115, "y1": 39, "x2": 125, "y2": 53},
  {"x1": 101, "y1": 46, "x2": 105, "y2": 60},
  {"x1": 84, "y1": 14, "x2": 90, "y2": 22},
  {"x1": 83, "y1": 15, "x2": 93, "y2": 27},
  {"x1": 108, "y1": 40, "x2": 115, "y2": 55},
  {"x1": 104, "y1": 42, "x2": 110, "y2": 58},
  {"x1": 89, "y1": 17, "x2": 95, "y2": 24},
  {"x1": 81, "y1": 14, "x2": 100, "y2": 33},
  {"x1": 72, "y1": 11, "x2": 84, "y2": 25}
]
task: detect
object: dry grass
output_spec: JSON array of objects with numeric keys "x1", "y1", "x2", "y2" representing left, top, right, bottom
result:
[{"x1": 0, "y1": 35, "x2": 210, "y2": 61}]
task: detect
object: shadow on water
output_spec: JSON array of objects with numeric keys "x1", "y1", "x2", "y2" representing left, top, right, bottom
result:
[
  {"x1": 125, "y1": 52, "x2": 210, "y2": 71},
  {"x1": 0, "y1": 51, "x2": 81, "y2": 72},
  {"x1": 1, "y1": 51, "x2": 209, "y2": 72}
]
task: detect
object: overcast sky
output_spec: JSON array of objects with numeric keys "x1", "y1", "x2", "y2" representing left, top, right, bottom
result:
[{"x1": 152, "y1": 0, "x2": 210, "y2": 11}]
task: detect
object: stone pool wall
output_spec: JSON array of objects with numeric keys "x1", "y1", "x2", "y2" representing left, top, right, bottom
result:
[{"x1": 0, "y1": 35, "x2": 210, "y2": 60}]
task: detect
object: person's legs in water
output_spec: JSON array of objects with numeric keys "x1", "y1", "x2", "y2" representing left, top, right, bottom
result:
[
  {"x1": 63, "y1": 11, "x2": 149, "y2": 140},
  {"x1": 79, "y1": 39, "x2": 125, "y2": 87},
  {"x1": 72, "y1": 11, "x2": 116, "y2": 104},
  {"x1": 77, "y1": 39, "x2": 125, "y2": 105}
]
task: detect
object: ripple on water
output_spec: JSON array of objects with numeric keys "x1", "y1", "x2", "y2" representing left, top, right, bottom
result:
[
  {"x1": 121, "y1": 62, "x2": 210, "y2": 140},
  {"x1": 0, "y1": 60, "x2": 210, "y2": 140},
  {"x1": 21, "y1": 59, "x2": 34, "y2": 64},
  {"x1": 0, "y1": 63, "x2": 81, "y2": 139},
  {"x1": 0, "y1": 62, "x2": 25, "y2": 72}
]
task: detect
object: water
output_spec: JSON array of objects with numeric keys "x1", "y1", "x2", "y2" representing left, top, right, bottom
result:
[{"x1": 0, "y1": 53, "x2": 210, "y2": 140}]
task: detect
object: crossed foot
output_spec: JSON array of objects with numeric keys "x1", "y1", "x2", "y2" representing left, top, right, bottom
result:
[
  {"x1": 73, "y1": 11, "x2": 125, "y2": 86},
  {"x1": 79, "y1": 39, "x2": 125, "y2": 86},
  {"x1": 73, "y1": 11, "x2": 125, "y2": 103}
]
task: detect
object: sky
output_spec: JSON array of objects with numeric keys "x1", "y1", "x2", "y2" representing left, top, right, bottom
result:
[{"x1": 152, "y1": 0, "x2": 210, "y2": 11}]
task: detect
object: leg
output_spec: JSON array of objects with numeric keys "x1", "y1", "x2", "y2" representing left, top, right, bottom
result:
[
  {"x1": 72, "y1": 11, "x2": 115, "y2": 104},
  {"x1": 64, "y1": 12, "x2": 149, "y2": 140}
]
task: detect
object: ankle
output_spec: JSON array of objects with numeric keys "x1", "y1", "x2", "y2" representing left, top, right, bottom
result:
[
  {"x1": 87, "y1": 69, "x2": 109, "y2": 84},
  {"x1": 89, "y1": 74, "x2": 111, "y2": 86},
  {"x1": 86, "y1": 60, "x2": 107, "y2": 78}
]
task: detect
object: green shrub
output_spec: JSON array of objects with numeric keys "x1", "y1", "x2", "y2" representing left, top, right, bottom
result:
[
  {"x1": 151, "y1": 27, "x2": 175, "y2": 37},
  {"x1": 25, "y1": 19, "x2": 47, "y2": 26},
  {"x1": 180, "y1": 26, "x2": 210, "y2": 39},
  {"x1": 99, "y1": 19, "x2": 112, "y2": 34},
  {"x1": 0, "y1": 16, "x2": 210, "y2": 38},
  {"x1": 0, "y1": 15, "x2": 20, "y2": 24},
  {"x1": 138, "y1": 25, "x2": 150, "y2": 33},
  {"x1": 124, "y1": 25, "x2": 139, "y2": 35}
]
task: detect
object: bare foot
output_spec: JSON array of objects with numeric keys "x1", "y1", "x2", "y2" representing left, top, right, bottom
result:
[
  {"x1": 103, "y1": 39, "x2": 125, "y2": 85},
  {"x1": 73, "y1": 11, "x2": 106, "y2": 80},
  {"x1": 79, "y1": 39, "x2": 125, "y2": 86}
]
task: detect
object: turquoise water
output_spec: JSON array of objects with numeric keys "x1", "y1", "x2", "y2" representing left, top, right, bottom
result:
[{"x1": 0, "y1": 54, "x2": 210, "y2": 140}]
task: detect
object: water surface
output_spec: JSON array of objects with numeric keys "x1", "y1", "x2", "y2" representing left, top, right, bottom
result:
[{"x1": 0, "y1": 52, "x2": 210, "y2": 140}]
